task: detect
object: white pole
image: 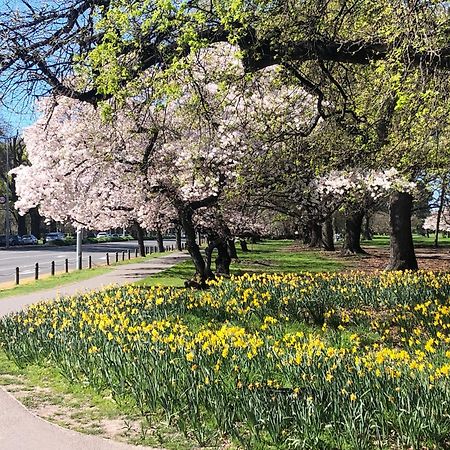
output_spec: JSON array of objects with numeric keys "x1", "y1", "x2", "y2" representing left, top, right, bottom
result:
[
  {"x1": 76, "y1": 228, "x2": 83, "y2": 270},
  {"x1": 5, "y1": 139, "x2": 10, "y2": 249}
]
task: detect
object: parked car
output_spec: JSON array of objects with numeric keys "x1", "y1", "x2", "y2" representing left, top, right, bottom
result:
[
  {"x1": 44, "y1": 232, "x2": 65, "y2": 243},
  {"x1": 21, "y1": 234, "x2": 38, "y2": 245},
  {"x1": 0, "y1": 235, "x2": 22, "y2": 246},
  {"x1": 96, "y1": 231, "x2": 112, "y2": 239},
  {"x1": 9, "y1": 235, "x2": 22, "y2": 246}
]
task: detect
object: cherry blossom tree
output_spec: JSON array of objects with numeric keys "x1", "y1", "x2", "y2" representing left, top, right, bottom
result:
[
  {"x1": 317, "y1": 168, "x2": 416, "y2": 256},
  {"x1": 12, "y1": 43, "x2": 319, "y2": 283},
  {"x1": 12, "y1": 95, "x2": 177, "y2": 255},
  {"x1": 423, "y1": 211, "x2": 450, "y2": 232}
]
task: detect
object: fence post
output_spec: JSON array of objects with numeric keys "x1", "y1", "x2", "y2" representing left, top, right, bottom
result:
[
  {"x1": 88, "y1": 255, "x2": 92, "y2": 269},
  {"x1": 35, "y1": 262, "x2": 39, "y2": 280},
  {"x1": 128, "y1": 249, "x2": 131, "y2": 260},
  {"x1": 145, "y1": 246, "x2": 149, "y2": 255},
  {"x1": 115, "y1": 252, "x2": 119, "y2": 263},
  {"x1": 106, "y1": 253, "x2": 110, "y2": 266},
  {"x1": 65, "y1": 258, "x2": 69, "y2": 273},
  {"x1": 135, "y1": 248, "x2": 138, "y2": 258},
  {"x1": 51, "y1": 261, "x2": 55, "y2": 276},
  {"x1": 15, "y1": 267, "x2": 19, "y2": 285}
]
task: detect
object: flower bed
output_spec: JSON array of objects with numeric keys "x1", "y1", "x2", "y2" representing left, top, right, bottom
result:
[{"x1": 1, "y1": 271, "x2": 450, "y2": 449}]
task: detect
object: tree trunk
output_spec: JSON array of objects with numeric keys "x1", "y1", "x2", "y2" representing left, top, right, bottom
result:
[
  {"x1": 240, "y1": 239, "x2": 249, "y2": 252},
  {"x1": 204, "y1": 238, "x2": 216, "y2": 279},
  {"x1": 216, "y1": 240, "x2": 231, "y2": 275},
  {"x1": 17, "y1": 214, "x2": 27, "y2": 236},
  {"x1": 301, "y1": 225, "x2": 311, "y2": 245},
  {"x1": 30, "y1": 207, "x2": 42, "y2": 239},
  {"x1": 180, "y1": 209, "x2": 208, "y2": 285},
  {"x1": 434, "y1": 177, "x2": 447, "y2": 248},
  {"x1": 176, "y1": 226, "x2": 182, "y2": 251},
  {"x1": 363, "y1": 213, "x2": 373, "y2": 240},
  {"x1": 322, "y1": 218, "x2": 335, "y2": 251},
  {"x1": 156, "y1": 228, "x2": 165, "y2": 252},
  {"x1": 228, "y1": 239, "x2": 238, "y2": 259},
  {"x1": 134, "y1": 222, "x2": 146, "y2": 257},
  {"x1": 308, "y1": 222, "x2": 323, "y2": 248},
  {"x1": 341, "y1": 210, "x2": 366, "y2": 254},
  {"x1": 386, "y1": 191, "x2": 418, "y2": 270}
]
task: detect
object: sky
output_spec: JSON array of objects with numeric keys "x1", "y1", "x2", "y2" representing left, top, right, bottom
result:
[
  {"x1": 1, "y1": 102, "x2": 36, "y2": 136},
  {"x1": 0, "y1": 0, "x2": 41, "y2": 136}
]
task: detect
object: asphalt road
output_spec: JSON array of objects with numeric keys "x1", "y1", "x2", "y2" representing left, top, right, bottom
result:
[{"x1": 0, "y1": 239, "x2": 178, "y2": 284}]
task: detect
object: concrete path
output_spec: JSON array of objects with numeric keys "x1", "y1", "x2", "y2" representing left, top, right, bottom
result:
[
  {"x1": 0, "y1": 389, "x2": 158, "y2": 450},
  {"x1": 0, "y1": 251, "x2": 190, "y2": 449}
]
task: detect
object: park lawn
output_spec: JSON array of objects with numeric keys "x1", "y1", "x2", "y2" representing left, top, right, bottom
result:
[
  {"x1": 134, "y1": 240, "x2": 345, "y2": 287},
  {"x1": 361, "y1": 233, "x2": 450, "y2": 248},
  {"x1": 0, "y1": 266, "x2": 112, "y2": 300}
]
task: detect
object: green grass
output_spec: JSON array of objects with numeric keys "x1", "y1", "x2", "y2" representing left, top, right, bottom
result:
[
  {"x1": 0, "y1": 267, "x2": 112, "y2": 300},
  {"x1": 135, "y1": 240, "x2": 344, "y2": 287},
  {"x1": 361, "y1": 233, "x2": 450, "y2": 248},
  {"x1": 231, "y1": 240, "x2": 343, "y2": 274}
]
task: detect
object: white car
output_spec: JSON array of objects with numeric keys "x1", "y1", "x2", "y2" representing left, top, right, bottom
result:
[
  {"x1": 45, "y1": 232, "x2": 65, "y2": 243},
  {"x1": 21, "y1": 234, "x2": 38, "y2": 245},
  {"x1": 96, "y1": 232, "x2": 112, "y2": 239}
]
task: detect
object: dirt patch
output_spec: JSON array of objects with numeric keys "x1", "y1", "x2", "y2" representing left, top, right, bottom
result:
[
  {"x1": 0, "y1": 378, "x2": 168, "y2": 448},
  {"x1": 342, "y1": 246, "x2": 450, "y2": 272},
  {"x1": 289, "y1": 243, "x2": 450, "y2": 272}
]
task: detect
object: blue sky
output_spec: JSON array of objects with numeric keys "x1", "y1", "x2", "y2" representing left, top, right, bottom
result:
[
  {"x1": 0, "y1": 0, "x2": 40, "y2": 135},
  {"x1": 1, "y1": 102, "x2": 36, "y2": 135}
]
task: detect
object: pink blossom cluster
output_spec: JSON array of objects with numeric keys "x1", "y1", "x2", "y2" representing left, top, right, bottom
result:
[
  {"x1": 423, "y1": 210, "x2": 450, "y2": 232},
  {"x1": 316, "y1": 168, "x2": 417, "y2": 203},
  {"x1": 13, "y1": 42, "x2": 318, "y2": 234}
]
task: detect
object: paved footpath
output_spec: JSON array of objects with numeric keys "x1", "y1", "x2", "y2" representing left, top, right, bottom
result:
[{"x1": 0, "y1": 251, "x2": 190, "y2": 450}]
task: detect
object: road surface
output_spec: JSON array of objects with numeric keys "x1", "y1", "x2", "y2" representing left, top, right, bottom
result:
[{"x1": 0, "y1": 239, "x2": 178, "y2": 284}]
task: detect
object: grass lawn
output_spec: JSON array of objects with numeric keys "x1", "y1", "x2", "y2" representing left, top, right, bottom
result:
[
  {"x1": 361, "y1": 233, "x2": 450, "y2": 248},
  {"x1": 134, "y1": 240, "x2": 345, "y2": 287},
  {"x1": 0, "y1": 267, "x2": 112, "y2": 300}
]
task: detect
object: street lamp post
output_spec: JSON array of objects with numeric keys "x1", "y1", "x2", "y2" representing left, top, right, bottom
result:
[
  {"x1": 76, "y1": 228, "x2": 83, "y2": 270},
  {"x1": 5, "y1": 140, "x2": 10, "y2": 249},
  {"x1": 0, "y1": 136, "x2": 11, "y2": 249}
]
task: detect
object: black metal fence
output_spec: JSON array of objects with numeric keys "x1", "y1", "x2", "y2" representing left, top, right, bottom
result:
[{"x1": 10, "y1": 243, "x2": 185, "y2": 286}]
